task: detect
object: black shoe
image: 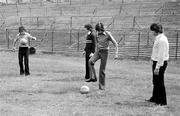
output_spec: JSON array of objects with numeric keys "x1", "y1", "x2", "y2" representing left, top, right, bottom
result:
[
  {"x1": 85, "y1": 78, "x2": 92, "y2": 82},
  {"x1": 20, "y1": 73, "x2": 24, "y2": 75},
  {"x1": 145, "y1": 98, "x2": 155, "y2": 103},
  {"x1": 91, "y1": 77, "x2": 97, "y2": 82},
  {"x1": 25, "y1": 73, "x2": 30, "y2": 76}
]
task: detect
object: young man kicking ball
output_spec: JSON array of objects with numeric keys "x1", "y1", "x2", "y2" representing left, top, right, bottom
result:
[{"x1": 88, "y1": 22, "x2": 118, "y2": 90}]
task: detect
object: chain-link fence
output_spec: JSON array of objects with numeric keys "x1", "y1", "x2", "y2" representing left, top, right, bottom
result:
[{"x1": 1, "y1": 28, "x2": 180, "y2": 59}]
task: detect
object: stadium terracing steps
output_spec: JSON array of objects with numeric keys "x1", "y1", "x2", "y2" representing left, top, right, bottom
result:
[{"x1": 1, "y1": 0, "x2": 180, "y2": 58}]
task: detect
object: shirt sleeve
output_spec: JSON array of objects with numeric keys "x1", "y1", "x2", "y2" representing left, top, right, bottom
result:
[
  {"x1": 26, "y1": 32, "x2": 36, "y2": 40},
  {"x1": 156, "y1": 40, "x2": 166, "y2": 69},
  {"x1": 13, "y1": 34, "x2": 20, "y2": 46},
  {"x1": 106, "y1": 31, "x2": 118, "y2": 55}
]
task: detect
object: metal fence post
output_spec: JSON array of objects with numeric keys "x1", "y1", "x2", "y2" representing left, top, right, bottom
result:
[
  {"x1": 147, "y1": 31, "x2": 149, "y2": 46},
  {"x1": 6, "y1": 29, "x2": 9, "y2": 49},
  {"x1": 137, "y1": 32, "x2": 140, "y2": 58},
  {"x1": 16, "y1": 2, "x2": 19, "y2": 16},
  {"x1": 176, "y1": 31, "x2": 179, "y2": 60},
  {"x1": 37, "y1": 17, "x2": 39, "y2": 27},
  {"x1": 52, "y1": 29, "x2": 54, "y2": 52},
  {"x1": 20, "y1": 17, "x2": 22, "y2": 26},
  {"x1": 77, "y1": 29, "x2": 80, "y2": 51},
  {"x1": 133, "y1": 16, "x2": 136, "y2": 29},
  {"x1": 70, "y1": 29, "x2": 72, "y2": 44},
  {"x1": 70, "y1": 16, "x2": 73, "y2": 29}
]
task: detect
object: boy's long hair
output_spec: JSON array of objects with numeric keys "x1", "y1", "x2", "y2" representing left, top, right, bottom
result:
[
  {"x1": 150, "y1": 23, "x2": 163, "y2": 33},
  {"x1": 19, "y1": 26, "x2": 26, "y2": 33},
  {"x1": 84, "y1": 24, "x2": 93, "y2": 31},
  {"x1": 95, "y1": 22, "x2": 105, "y2": 32}
]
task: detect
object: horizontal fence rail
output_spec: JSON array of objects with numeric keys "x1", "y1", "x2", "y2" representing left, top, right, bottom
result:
[{"x1": 1, "y1": 28, "x2": 180, "y2": 59}]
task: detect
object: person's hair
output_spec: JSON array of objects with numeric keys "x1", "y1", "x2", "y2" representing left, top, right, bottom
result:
[
  {"x1": 19, "y1": 26, "x2": 26, "y2": 33},
  {"x1": 84, "y1": 24, "x2": 93, "y2": 31},
  {"x1": 150, "y1": 23, "x2": 163, "y2": 33},
  {"x1": 95, "y1": 22, "x2": 105, "y2": 32}
]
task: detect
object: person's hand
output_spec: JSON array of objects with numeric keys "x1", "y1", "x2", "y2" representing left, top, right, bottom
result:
[
  {"x1": 89, "y1": 53, "x2": 94, "y2": 57},
  {"x1": 154, "y1": 68, "x2": 159, "y2": 75},
  {"x1": 114, "y1": 54, "x2": 118, "y2": 59},
  {"x1": 82, "y1": 51, "x2": 86, "y2": 56},
  {"x1": 12, "y1": 47, "x2": 16, "y2": 52}
]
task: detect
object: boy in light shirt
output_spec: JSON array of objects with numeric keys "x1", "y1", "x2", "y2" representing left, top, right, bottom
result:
[{"x1": 146, "y1": 23, "x2": 169, "y2": 106}]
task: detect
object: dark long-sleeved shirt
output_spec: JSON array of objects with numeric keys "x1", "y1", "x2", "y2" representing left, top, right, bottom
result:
[{"x1": 84, "y1": 31, "x2": 96, "y2": 53}]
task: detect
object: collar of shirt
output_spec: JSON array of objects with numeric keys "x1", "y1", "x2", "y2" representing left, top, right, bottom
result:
[
  {"x1": 87, "y1": 31, "x2": 91, "y2": 35},
  {"x1": 98, "y1": 31, "x2": 106, "y2": 35},
  {"x1": 155, "y1": 33, "x2": 163, "y2": 41}
]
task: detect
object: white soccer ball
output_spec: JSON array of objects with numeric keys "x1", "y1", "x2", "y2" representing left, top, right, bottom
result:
[
  {"x1": 20, "y1": 38, "x2": 28, "y2": 45},
  {"x1": 80, "y1": 85, "x2": 90, "y2": 94}
]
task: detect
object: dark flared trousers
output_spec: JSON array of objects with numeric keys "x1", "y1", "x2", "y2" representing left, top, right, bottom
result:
[
  {"x1": 89, "y1": 49, "x2": 108, "y2": 90},
  {"x1": 85, "y1": 52, "x2": 91, "y2": 80},
  {"x1": 151, "y1": 61, "x2": 167, "y2": 105},
  {"x1": 18, "y1": 47, "x2": 30, "y2": 76}
]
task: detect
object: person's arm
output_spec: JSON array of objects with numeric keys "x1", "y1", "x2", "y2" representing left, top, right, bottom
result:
[
  {"x1": 26, "y1": 32, "x2": 36, "y2": 40},
  {"x1": 12, "y1": 34, "x2": 19, "y2": 50},
  {"x1": 156, "y1": 40, "x2": 166, "y2": 69},
  {"x1": 154, "y1": 39, "x2": 166, "y2": 75},
  {"x1": 108, "y1": 32, "x2": 118, "y2": 58}
]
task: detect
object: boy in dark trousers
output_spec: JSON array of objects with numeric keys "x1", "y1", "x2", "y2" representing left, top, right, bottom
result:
[
  {"x1": 88, "y1": 23, "x2": 118, "y2": 89},
  {"x1": 83, "y1": 24, "x2": 96, "y2": 82},
  {"x1": 146, "y1": 23, "x2": 169, "y2": 106},
  {"x1": 13, "y1": 26, "x2": 37, "y2": 76}
]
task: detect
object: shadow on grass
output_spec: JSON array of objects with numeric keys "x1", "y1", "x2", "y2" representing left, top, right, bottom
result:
[
  {"x1": 9, "y1": 86, "x2": 80, "y2": 95},
  {"x1": 42, "y1": 76, "x2": 83, "y2": 82},
  {"x1": 115, "y1": 100, "x2": 156, "y2": 107}
]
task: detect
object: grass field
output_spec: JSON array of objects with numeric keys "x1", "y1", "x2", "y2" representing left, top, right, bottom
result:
[{"x1": 0, "y1": 51, "x2": 180, "y2": 116}]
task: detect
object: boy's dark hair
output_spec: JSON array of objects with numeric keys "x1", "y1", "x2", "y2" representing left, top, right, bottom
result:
[
  {"x1": 150, "y1": 23, "x2": 163, "y2": 33},
  {"x1": 19, "y1": 26, "x2": 26, "y2": 33},
  {"x1": 84, "y1": 24, "x2": 93, "y2": 31},
  {"x1": 95, "y1": 22, "x2": 105, "y2": 32}
]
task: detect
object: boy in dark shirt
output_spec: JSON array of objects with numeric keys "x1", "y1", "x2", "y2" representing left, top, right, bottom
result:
[{"x1": 83, "y1": 24, "x2": 96, "y2": 82}]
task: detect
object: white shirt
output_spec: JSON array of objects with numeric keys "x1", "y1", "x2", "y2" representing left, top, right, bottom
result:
[
  {"x1": 14, "y1": 32, "x2": 36, "y2": 47},
  {"x1": 151, "y1": 33, "x2": 169, "y2": 69}
]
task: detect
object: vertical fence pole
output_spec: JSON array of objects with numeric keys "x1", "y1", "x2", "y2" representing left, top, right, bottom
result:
[
  {"x1": 70, "y1": 16, "x2": 73, "y2": 29},
  {"x1": 133, "y1": 16, "x2": 136, "y2": 29},
  {"x1": 20, "y1": 17, "x2": 22, "y2": 26},
  {"x1": 77, "y1": 29, "x2": 80, "y2": 51},
  {"x1": 6, "y1": 29, "x2": 9, "y2": 49},
  {"x1": 122, "y1": 0, "x2": 124, "y2": 4},
  {"x1": 175, "y1": 31, "x2": 179, "y2": 60},
  {"x1": 16, "y1": 2, "x2": 19, "y2": 16},
  {"x1": 137, "y1": 32, "x2": 140, "y2": 58},
  {"x1": 119, "y1": 5, "x2": 122, "y2": 15},
  {"x1": 112, "y1": 17, "x2": 115, "y2": 29},
  {"x1": 123, "y1": 31, "x2": 125, "y2": 45},
  {"x1": 28, "y1": 30, "x2": 31, "y2": 46},
  {"x1": 60, "y1": 7, "x2": 63, "y2": 15},
  {"x1": 70, "y1": 29, "x2": 72, "y2": 44},
  {"x1": 147, "y1": 31, "x2": 149, "y2": 46},
  {"x1": 52, "y1": 29, "x2": 54, "y2": 52},
  {"x1": 37, "y1": 17, "x2": 39, "y2": 27},
  {"x1": 70, "y1": 0, "x2": 72, "y2": 5},
  {"x1": 102, "y1": 0, "x2": 105, "y2": 5}
]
